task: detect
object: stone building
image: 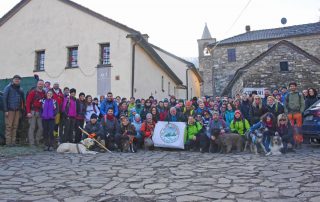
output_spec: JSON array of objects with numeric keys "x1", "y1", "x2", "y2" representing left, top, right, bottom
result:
[
  {"x1": 198, "y1": 22, "x2": 320, "y2": 97},
  {"x1": 0, "y1": 0, "x2": 202, "y2": 99}
]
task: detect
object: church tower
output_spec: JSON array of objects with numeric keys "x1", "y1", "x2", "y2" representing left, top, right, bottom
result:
[{"x1": 197, "y1": 23, "x2": 216, "y2": 96}]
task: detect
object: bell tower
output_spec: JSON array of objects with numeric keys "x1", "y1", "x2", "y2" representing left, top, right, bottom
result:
[{"x1": 197, "y1": 23, "x2": 216, "y2": 96}]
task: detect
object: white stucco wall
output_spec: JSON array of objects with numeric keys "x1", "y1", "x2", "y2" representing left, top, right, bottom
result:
[
  {"x1": 134, "y1": 45, "x2": 177, "y2": 100},
  {"x1": 154, "y1": 48, "x2": 201, "y2": 99},
  {"x1": 0, "y1": 0, "x2": 132, "y2": 97}
]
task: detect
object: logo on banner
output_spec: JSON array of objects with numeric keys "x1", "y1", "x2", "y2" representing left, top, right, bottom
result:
[{"x1": 160, "y1": 123, "x2": 180, "y2": 144}]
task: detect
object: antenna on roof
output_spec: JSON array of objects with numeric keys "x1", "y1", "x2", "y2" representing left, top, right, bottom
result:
[{"x1": 281, "y1": 17, "x2": 287, "y2": 26}]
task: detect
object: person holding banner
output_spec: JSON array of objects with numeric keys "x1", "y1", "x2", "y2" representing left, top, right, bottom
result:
[{"x1": 184, "y1": 116, "x2": 203, "y2": 151}]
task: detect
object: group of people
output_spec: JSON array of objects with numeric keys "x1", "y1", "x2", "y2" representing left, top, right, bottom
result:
[{"x1": 2, "y1": 74, "x2": 319, "y2": 154}]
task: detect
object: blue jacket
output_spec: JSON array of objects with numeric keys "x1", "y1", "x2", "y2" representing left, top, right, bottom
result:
[
  {"x1": 225, "y1": 110, "x2": 234, "y2": 128},
  {"x1": 100, "y1": 99, "x2": 119, "y2": 117},
  {"x1": 3, "y1": 83, "x2": 25, "y2": 112}
]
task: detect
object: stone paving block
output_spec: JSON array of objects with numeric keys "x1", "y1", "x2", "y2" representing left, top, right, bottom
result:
[
  {"x1": 228, "y1": 186, "x2": 249, "y2": 194},
  {"x1": 101, "y1": 181, "x2": 120, "y2": 190},
  {"x1": 64, "y1": 196, "x2": 92, "y2": 202},
  {"x1": 154, "y1": 188, "x2": 173, "y2": 195},
  {"x1": 176, "y1": 195, "x2": 208, "y2": 202},
  {"x1": 195, "y1": 191, "x2": 228, "y2": 199},
  {"x1": 144, "y1": 183, "x2": 167, "y2": 190}
]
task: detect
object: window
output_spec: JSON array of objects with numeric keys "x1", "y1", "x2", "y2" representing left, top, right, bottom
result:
[
  {"x1": 227, "y1": 48, "x2": 236, "y2": 62},
  {"x1": 35, "y1": 50, "x2": 45, "y2": 71},
  {"x1": 67, "y1": 46, "x2": 78, "y2": 68},
  {"x1": 280, "y1": 61, "x2": 289, "y2": 71},
  {"x1": 168, "y1": 82, "x2": 171, "y2": 96},
  {"x1": 100, "y1": 43, "x2": 110, "y2": 65},
  {"x1": 161, "y1": 76, "x2": 164, "y2": 92}
]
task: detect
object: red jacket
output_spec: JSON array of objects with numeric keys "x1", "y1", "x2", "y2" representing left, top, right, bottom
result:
[
  {"x1": 26, "y1": 89, "x2": 46, "y2": 113},
  {"x1": 51, "y1": 88, "x2": 64, "y2": 111},
  {"x1": 140, "y1": 121, "x2": 156, "y2": 139}
]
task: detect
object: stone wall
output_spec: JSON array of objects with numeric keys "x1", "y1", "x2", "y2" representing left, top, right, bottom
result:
[
  {"x1": 205, "y1": 34, "x2": 320, "y2": 96},
  {"x1": 231, "y1": 43, "x2": 320, "y2": 96}
]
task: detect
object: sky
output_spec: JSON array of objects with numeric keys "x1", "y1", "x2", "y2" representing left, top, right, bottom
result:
[{"x1": 0, "y1": 0, "x2": 319, "y2": 58}]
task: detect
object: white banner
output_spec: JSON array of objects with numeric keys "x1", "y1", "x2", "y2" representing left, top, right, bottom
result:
[
  {"x1": 243, "y1": 87, "x2": 265, "y2": 98},
  {"x1": 152, "y1": 121, "x2": 186, "y2": 149}
]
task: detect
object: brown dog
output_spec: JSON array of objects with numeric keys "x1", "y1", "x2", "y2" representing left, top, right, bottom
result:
[{"x1": 216, "y1": 133, "x2": 243, "y2": 153}]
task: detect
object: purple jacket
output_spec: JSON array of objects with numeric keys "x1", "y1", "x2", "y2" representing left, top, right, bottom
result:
[
  {"x1": 41, "y1": 99, "x2": 57, "y2": 120},
  {"x1": 62, "y1": 96, "x2": 77, "y2": 118}
]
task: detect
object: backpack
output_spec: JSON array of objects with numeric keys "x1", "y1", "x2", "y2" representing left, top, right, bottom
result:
[{"x1": 285, "y1": 92, "x2": 302, "y2": 111}]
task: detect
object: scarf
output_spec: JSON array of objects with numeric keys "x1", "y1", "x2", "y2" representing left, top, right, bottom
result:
[
  {"x1": 106, "y1": 114, "x2": 114, "y2": 120},
  {"x1": 266, "y1": 120, "x2": 273, "y2": 128}
]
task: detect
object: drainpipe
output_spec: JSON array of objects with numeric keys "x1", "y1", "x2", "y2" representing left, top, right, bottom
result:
[
  {"x1": 186, "y1": 68, "x2": 190, "y2": 100},
  {"x1": 127, "y1": 34, "x2": 142, "y2": 97}
]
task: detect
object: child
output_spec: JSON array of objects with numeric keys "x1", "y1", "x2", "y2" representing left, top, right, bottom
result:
[
  {"x1": 41, "y1": 90, "x2": 57, "y2": 151},
  {"x1": 132, "y1": 114, "x2": 143, "y2": 148}
]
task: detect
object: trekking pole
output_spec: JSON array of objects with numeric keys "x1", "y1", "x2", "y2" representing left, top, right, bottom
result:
[{"x1": 79, "y1": 127, "x2": 112, "y2": 153}]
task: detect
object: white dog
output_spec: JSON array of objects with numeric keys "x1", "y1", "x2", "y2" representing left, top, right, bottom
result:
[
  {"x1": 269, "y1": 134, "x2": 284, "y2": 155},
  {"x1": 57, "y1": 138, "x2": 98, "y2": 154}
]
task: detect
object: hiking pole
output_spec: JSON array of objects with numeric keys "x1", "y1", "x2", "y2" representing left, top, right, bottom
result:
[{"x1": 79, "y1": 127, "x2": 112, "y2": 153}]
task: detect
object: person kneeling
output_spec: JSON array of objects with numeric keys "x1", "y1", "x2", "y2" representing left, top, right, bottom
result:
[
  {"x1": 82, "y1": 113, "x2": 105, "y2": 152},
  {"x1": 208, "y1": 111, "x2": 229, "y2": 153},
  {"x1": 277, "y1": 114, "x2": 295, "y2": 153},
  {"x1": 119, "y1": 115, "x2": 137, "y2": 152},
  {"x1": 184, "y1": 116, "x2": 202, "y2": 151}
]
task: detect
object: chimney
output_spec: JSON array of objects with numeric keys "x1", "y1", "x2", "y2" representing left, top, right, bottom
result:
[
  {"x1": 245, "y1": 25, "x2": 251, "y2": 32},
  {"x1": 142, "y1": 34, "x2": 149, "y2": 42}
]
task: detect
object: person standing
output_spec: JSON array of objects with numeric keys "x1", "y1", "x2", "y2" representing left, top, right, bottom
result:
[
  {"x1": 26, "y1": 79, "x2": 45, "y2": 146},
  {"x1": 3, "y1": 75, "x2": 25, "y2": 146},
  {"x1": 51, "y1": 82, "x2": 64, "y2": 139},
  {"x1": 100, "y1": 92, "x2": 119, "y2": 117},
  {"x1": 75, "y1": 92, "x2": 86, "y2": 143},
  {"x1": 61, "y1": 88, "x2": 77, "y2": 143},
  {"x1": 284, "y1": 82, "x2": 305, "y2": 145},
  {"x1": 84, "y1": 95, "x2": 100, "y2": 123},
  {"x1": 305, "y1": 88, "x2": 318, "y2": 110},
  {"x1": 41, "y1": 90, "x2": 57, "y2": 151}
]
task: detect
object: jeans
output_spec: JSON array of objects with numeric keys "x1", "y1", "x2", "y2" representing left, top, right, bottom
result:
[{"x1": 263, "y1": 131, "x2": 273, "y2": 152}]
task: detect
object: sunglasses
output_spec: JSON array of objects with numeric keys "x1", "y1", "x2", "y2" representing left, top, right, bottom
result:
[{"x1": 279, "y1": 119, "x2": 286, "y2": 121}]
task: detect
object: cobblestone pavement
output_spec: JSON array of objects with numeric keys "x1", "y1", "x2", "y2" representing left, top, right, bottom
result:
[{"x1": 1, "y1": 145, "x2": 320, "y2": 202}]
